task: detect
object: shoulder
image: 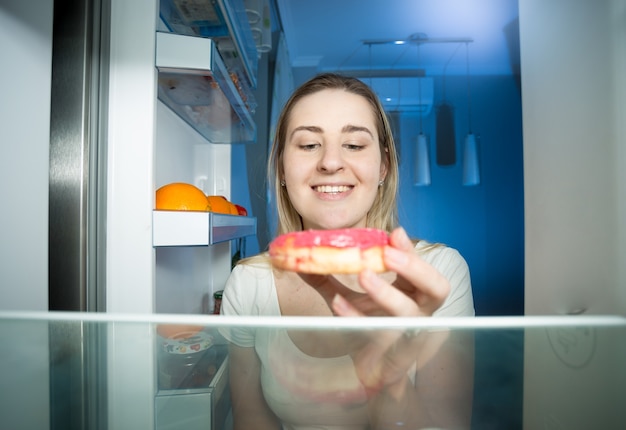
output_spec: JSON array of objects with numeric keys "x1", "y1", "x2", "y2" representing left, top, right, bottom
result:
[
  {"x1": 230, "y1": 255, "x2": 274, "y2": 282},
  {"x1": 221, "y1": 254, "x2": 279, "y2": 317},
  {"x1": 219, "y1": 255, "x2": 279, "y2": 346},
  {"x1": 415, "y1": 241, "x2": 475, "y2": 317},
  {"x1": 414, "y1": 241, "x2": 466, "y2": 271}
]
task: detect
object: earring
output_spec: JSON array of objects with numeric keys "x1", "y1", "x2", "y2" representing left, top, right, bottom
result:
[
  {"x1": 378, "y1": 180, "x2": 385, "y2": 187},
  {"x1": 280, "y1": 180, "x2": 286, "y2": 187}
]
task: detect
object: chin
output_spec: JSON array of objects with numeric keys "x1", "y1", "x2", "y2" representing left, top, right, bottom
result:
[{"x1": 307, "y1": 220, "x2": 364, "y2": 231}]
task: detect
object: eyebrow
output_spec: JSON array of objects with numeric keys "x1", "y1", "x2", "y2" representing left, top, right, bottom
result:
[
  {"x1": 342, "y1": 124, "x2": 374, "y2": 138},
  {"x1": 289, "y1": 124, "x2": 374, "y2": 140},
  {"x1": 289, "y1": 125, "x2": 322, "y2": 140}
]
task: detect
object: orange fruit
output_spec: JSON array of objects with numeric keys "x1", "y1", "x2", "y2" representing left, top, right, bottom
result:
[
  {"x1": 156, "y1": 183, "x2": 209, "y2": 211},
  {"x1": 227, "y1": 202, "x2": 239, "y2": 215},
  {"x1": 207, "y1": 195, "x2": 239, "y2": 215}
]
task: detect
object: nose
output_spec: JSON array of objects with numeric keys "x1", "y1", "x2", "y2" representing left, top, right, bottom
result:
[{"x1": 317, "y1": 144, "x2": 344, "y2": 173}]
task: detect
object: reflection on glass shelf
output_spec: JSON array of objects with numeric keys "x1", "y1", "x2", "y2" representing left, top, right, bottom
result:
[
  {"x1": 156, "y1": 32, "x2": 256, "y2": 144},
  {"x1": 153, "y1": 210, "x2": 256, "y2": 247},
  {"x1": 1, "y1": 313, "x2": 624, "y2": 430},
  {"x1": 155, "y1": 327, "x2": 230, "y2": 430}
]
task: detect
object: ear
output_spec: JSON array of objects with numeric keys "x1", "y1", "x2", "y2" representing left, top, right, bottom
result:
[{"x1": 379, "y1": 147, "x2": 389, "y2": 181}]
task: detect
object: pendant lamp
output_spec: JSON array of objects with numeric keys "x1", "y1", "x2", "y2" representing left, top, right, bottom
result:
[
  {"x1": 414, "y1": 43, "x2": 431, "y2": 186},
  {"x1": 462, "y1": 133, "x2": 480, "y2": 185},
  {"x1": 414, "y1": 133, "x2": 431, "y2": 186},
  {"x1": 436, "y1": 102, "x2": 456, "y2": 166},
  {"x1": 462, "y1": 42, "x2": 480, "y2": 186}
]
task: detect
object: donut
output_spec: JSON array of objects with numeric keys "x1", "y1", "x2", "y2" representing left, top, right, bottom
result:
[{"x1": 269, "y1": 228, "x2": 389, "y2": 274}]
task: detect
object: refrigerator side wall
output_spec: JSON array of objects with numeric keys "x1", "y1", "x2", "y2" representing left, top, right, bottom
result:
[
  {"x1": 0, "y1": 0, "x2": 52, "y2": 311},
  {"x1": 521, "y1": 0, "x2": 626, "y2": 315},
  {"x1": 521, "y1": 0, "x2": 626, "y2": 427},
  {"x1": 0, "y1": 3, "x2": 53, "y2": 429}
]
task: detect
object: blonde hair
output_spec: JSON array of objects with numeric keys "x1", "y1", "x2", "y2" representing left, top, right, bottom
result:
[{"x1": 268, "y1": 73, "x2": 400, "y2": 236}]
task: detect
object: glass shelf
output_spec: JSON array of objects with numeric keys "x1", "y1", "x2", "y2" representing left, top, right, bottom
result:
[
  {"x1": 1, "y1": 313, "x2": 625, "y2": 429},
  {"x1": 159, "y1": 0, "x2": 258, "y2": 89},
  {"x1": 156, "y1": 32, "x2": 256, "y2": 144},
  {"x1": 152, "y1": 210, "x2": 257, "y2": 247}
]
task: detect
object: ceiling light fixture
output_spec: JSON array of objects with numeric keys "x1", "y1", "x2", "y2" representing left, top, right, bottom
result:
[
  {"x1": 414, "y1": 42, "x2": 431, "y2": 186},
  {"x1": 462, "y1": 42, "x2": 480, "y2": 186},
  {"x1": 362, "y1": 33, "x2": 473, "y2": 47},
  {"x1": 358, "y1": 33, "x2": 476, "y2": 185}
]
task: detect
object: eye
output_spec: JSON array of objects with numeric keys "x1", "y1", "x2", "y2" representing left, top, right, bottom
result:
[
  {"x1": 343, "y1": 141, "x2": 365, "y2": 151},
  {"x1": 299, "y1": 142, "x2": 320, "y2": 151}
]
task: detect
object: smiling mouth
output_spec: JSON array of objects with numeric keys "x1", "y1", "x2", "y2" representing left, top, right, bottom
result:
[{"x1": 313, "y1": 185, "x2": 352, "y2": 194}]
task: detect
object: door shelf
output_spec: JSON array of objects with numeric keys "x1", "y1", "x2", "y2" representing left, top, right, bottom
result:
[
  {"x1": 156, "y1": 32, "x2": 256, "y2": 144},
  {"x1": 153, "y1": 210, "x2": 257, "y2": 247},
  {"x1": 159, "y1": 0, "x2": 258, "y2": 89},
  {"x1": 155, "y1": 347, "x2": 230, "y2": 430}
]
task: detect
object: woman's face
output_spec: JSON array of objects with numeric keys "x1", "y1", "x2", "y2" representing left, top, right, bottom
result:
[{"x1": 282, "y1": 89, "x2": 387, "y2": 230}]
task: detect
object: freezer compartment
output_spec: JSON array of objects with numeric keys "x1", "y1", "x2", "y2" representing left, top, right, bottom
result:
[
  {"x1": 153, "y1": 210, "x2": 256, "y2": 247},
  {"x1": 156, "y1": 32, "x2": 256, "y2": 144},
  {"x1": 159, "y1": 0, "x2": 258, "y2": 88}
]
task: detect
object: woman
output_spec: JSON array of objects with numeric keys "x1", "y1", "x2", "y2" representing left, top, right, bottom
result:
[{"x1": 220, "y1": 73, "x2": 475, "y2": 429}]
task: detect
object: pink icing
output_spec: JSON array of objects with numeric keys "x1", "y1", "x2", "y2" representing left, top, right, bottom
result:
[{"x1": 270, "y1": 228, "x2": 389, "y2": 249}]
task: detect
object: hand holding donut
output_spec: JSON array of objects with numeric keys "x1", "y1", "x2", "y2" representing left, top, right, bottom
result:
[
  {"x1": 354, "y1": 227, "x2": 451, "y2": 318},
  {"x1": 269, "y1": 227, "x2": 451, "y2": 317}
]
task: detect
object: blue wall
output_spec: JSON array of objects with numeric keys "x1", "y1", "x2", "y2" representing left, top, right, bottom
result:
[{"x1": 397, "y1": 74, "x2": 524, "y2": 316}]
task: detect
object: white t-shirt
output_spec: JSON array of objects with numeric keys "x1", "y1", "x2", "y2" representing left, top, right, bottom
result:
[{"x1": 220, "y1": 242, "x2": 475, "y2": 429}]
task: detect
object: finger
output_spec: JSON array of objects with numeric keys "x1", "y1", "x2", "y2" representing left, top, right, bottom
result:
[
  {"x1": 390, "y1": 329, "x2": 450, "y2": 369},
  {"x1": 378, "y1": 329, "x2": 451, "y2": 400},
  {"x1": 384, "y1": 230, "x2": 450, "y2": 311},
  {"x1": 358, "y1": 269, "x2": 419, "y2": 316},
  {"x1": 388, "y1": 226, "x2": 415, "y2": 252},
  {"x1": 331, "y1": 293, "x2": 364, "y2": 317},
  {"x1": 351, "y1": 328, "x2": 405, "y2": 390},
  {"x1": 384, "y1": 245, "x2": 449, "y2": 312}
]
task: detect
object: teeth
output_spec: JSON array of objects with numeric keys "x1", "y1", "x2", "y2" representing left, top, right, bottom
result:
[{"x1": 315, "y1": 185, "x2": 350, "y2": 193}]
